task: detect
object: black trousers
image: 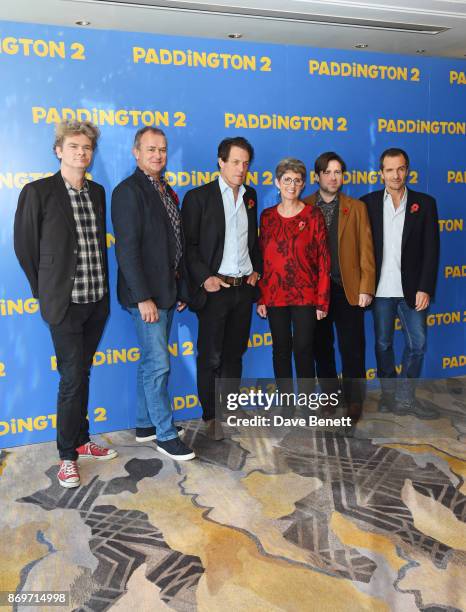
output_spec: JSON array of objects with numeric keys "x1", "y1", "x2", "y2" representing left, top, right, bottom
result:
[
  {"x1": 267, "y1": 305, "x2": 316, "y2": 394},
  {"x1": 196, "y1": 284, "x2": 254, "y2": 421},
  {"x1": 313, "y1": 281, "x2": 366, "y2": 404},
  {"x1": 49, "y1": 297, "x2": 109, "y2": 460}
]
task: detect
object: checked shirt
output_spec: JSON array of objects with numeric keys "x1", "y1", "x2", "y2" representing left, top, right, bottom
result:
[
  {"x1": 66, "y1": 180, "x2": 106, "y2": 303},
  {"x1": 145, "y1": 173, "x2": 182, "y2": 270}
]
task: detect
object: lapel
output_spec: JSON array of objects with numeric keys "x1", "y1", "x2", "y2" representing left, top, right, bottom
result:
[
  {"x1": 372, "y1": 190, "x2": 385, "y2": 253},
  {"x1": 401, "y1": 188, "x2": 416, "y2": 251},
  {"x1": 338, "y1": 192, "x2": 351, "y2": 243},
  {"x1": 87, "y1": 179, "x2": 102, "y2": 222},
  {"x1": 243, "y1": 188, "x2": 256, "y2": 246},
  {"x1": 213, "y1": 178, "x2": 227, "y2": 241},
  {"x1": 135, "y1": 168, "x2": 174, "y2": 234},
  {"x1": 52, "y1": 171, "x2": 77, "y2": 239},
  {"x1": 87, "y1": 179, "x2": 107, "y2": 253}
]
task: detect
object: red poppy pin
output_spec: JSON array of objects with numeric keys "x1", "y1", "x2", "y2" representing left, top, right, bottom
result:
[
  {"x1": 410, "y1": 203, "x2": 420, "y2": 214},
  {"x1": 342, "y1": 207, "x2": 349, "y2": 215},
  {"x1": 247, "y1": 198, "x2": 255, "y2": 209},
  {"x1": 298, "y1": 220, "x2": 306, "y2": 231}
]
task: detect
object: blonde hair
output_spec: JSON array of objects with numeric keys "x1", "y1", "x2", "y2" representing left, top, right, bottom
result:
[{"x1": 53, "y1": 120, "x2": 100, "y2": 155}]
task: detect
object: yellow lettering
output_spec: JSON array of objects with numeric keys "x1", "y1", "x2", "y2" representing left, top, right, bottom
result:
[
  {"x1": 70, "y1": 42, "x2": 86, "y2": 60},
  {"x1": 181, "y1": 341, "x2": 194, "y2": 356},
  {"x1": 133, "y1": 46, "x2": 146, "y2": 63},
  {"x1": 94, "y1": 407, "x2": 107, "y2": 422},
  {"x1": 259, "y1": 56, "x2": 272, "y2": 72},
  {"x1": 33, "y1": 415, "x2": 48, "y2": 431}
]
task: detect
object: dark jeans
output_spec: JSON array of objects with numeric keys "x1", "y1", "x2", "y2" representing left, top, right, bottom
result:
[
  {"x1": 267, "y1": 305, "x2": 316, "y2": 394},
  {"x1": 313, "y1": 281, "x2": 366, "y2": 404},
  {"x1": 49, "y1": 297, "x2": 108, "y2": 460},
  {"x1": 372, "y1": 297, "x2": 427, "y2": 403},
  {"x1": 196, "y1": 284, "x2": 254, "y2": 421}
]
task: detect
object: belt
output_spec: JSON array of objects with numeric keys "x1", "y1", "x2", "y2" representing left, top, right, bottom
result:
[{"x1": 215, "y1": 273, "x2": 248, "y2": 287}]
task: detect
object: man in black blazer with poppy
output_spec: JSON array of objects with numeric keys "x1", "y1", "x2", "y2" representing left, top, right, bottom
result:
[
  {"x1": 14, "y1": 120, "x2": 117, "y2": 489},
  {"x1": 361, "y1": 148, "x2": 440, "y2": 418},
  {"x1": 182, "y1": 137, "x2": 262, "y2": 439}
]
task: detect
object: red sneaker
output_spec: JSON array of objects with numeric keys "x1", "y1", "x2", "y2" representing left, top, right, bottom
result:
[
  {"x1": 76, "y1": 441, "x2": 118, "y2": 461},
  {"x1": 57, "y1": 460, "x2": 80, "y2": 488}
]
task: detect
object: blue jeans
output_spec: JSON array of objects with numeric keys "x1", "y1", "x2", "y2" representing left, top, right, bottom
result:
[
  {"x1": 128, "y1": 306, "x2": 177, "y2": 442},
  {"x1": 372, "y1": 297, "x2": 427, "y2": 403}
]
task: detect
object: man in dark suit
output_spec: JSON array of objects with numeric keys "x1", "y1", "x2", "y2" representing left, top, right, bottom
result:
[
  {"x1": 361, "y1": 148, "x2": 440, "y2": 418},
  {"x1": 14, "y1": 120, "x2": 117, "y2": 489},
  {"x1": 112, "y1": 127, "x2": 195, "y2": 461},
  {"x1": 181, "y1": 137, "x2": 262, "y2": 440}
]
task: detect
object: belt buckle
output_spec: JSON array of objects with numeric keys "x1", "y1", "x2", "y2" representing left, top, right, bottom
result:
[{"x1": 233, "y1": 277, "x2": 242, "y2": 286}]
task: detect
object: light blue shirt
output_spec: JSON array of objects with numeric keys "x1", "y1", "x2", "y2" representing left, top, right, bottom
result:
[
  {"x1": 376, "y1": 187, "x2": 408, "y2": 298},
  {"x1": 217, "y1": 175, "x2": 253, "y2": 277}
]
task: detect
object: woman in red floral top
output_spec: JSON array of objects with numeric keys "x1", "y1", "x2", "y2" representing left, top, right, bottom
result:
[{"x1": 257, "y1": 158, "x2": 330, "y2": 388}]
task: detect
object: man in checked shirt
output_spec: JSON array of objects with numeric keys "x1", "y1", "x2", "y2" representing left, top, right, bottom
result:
[
  {"x1": 14, "y1": 120, "x2": 117, "y2": 489},
  {"x1": 112, "y1": 127, "x2": 195, "y2": 461}
]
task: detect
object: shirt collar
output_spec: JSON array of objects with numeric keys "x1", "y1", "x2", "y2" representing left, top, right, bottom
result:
[
  {"x1": 316, "y1": 190, "x2": 338, "y2": 206},
  {"x1": 218, "y1": 175, "x2": 246, "y2": 199},
  {"x1": 384, "y1": 187, "x2": 408, "y2": 210},
  {"x1": 65, "y1": 178, "x2": 89, "y2": 193},
  {"x1": 144, "y1": 171, "x2": 165, "y2": 187}
]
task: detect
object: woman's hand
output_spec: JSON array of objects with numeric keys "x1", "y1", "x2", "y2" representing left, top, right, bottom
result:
[
  {"x1": 316, "y1": 309, "x2": 327, "y2": 320},
  {"x1": 257, "y1": 304, "x2": 267, "y2": 318}
]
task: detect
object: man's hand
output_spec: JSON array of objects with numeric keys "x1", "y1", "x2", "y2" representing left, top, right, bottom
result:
[
  {"x1": 415, "y1": 291, "x2": 430, "y2": 311},
  {"x1": 176, "y1": 301, "x2": 187, "y2": 312},
  {"x1": 316, "y1": 309, "x2": 327, "y2": 320},
  {"x1": 203, "y1": 276, "x2": 230, "y2": 292},
  {"x1": 358, "y1": 293, "x2": 373, "y2": 308},
  {"x1": 246, "y1": 271, "x2": 260, "y2": 287},
  {"x1": 138, "y1": 299, "x2": 159, "y2": 323},
  {"x1": 257, "y1": 304, "x2": 267, "y2": 318}
]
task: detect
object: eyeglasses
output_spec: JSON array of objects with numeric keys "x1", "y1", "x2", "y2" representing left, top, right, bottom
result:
[{"x1": 281, "y1": 176, "x2": 304, "y2": 186}]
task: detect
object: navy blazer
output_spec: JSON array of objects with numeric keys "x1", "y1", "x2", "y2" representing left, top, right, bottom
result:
[
  {"x1": 111, "y1": 167, "x2": 183, "y2": 309},
  {"x1": 181, "y1": 178, "x2": 262, "y2": 311},
  {"x1": 360, "y1": 188, "x2": 440, "y2": 308},
  {"x1": 14, "y1": 171, "x2": 109, "y2": 325}
]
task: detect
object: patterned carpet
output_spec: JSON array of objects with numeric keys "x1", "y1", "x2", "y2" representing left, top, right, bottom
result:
[{"x1": 1, "y1": 380, "x2": 465, "y2": 611}]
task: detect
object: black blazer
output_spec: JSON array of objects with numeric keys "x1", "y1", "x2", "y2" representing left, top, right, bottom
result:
[
  {"x1": 14, "y1": 171, "x2": 109, "y2": 325},
  {"x1": 111, "y1": 167, "x2": 183, "y2": 309},
  {"x1": 181, "y1": 179, "x2": 262, "y2": 311},
  {"x1": 360, "y1": 188, "x2": 440, "y2": 308}
]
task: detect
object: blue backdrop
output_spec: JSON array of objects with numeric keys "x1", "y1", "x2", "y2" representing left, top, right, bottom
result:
[{"x1": 0, "y1": 21, "x2": 465, "y2": 448}]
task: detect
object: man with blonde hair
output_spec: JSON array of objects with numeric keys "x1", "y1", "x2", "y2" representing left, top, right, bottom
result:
[{"x1": 14, "y1": 120, "x2": 117, "y2": 489}]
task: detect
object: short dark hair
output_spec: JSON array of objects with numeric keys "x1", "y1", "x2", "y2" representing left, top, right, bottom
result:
[
  {"x1": 275, "y1": 157, "x2": 306, "y2": 181},
  {"x1": 217, "y1": 137, "x2": 254, "y2": 163},
  {"x1": 379, "y1": 148, "x2": 409, "y2": 170},
  {"x1": 133, "y1": 127, "x2": 167, "y2": 149},
  {"x1": 314, "y1": 151, "x2": 346, "y2": 175}
]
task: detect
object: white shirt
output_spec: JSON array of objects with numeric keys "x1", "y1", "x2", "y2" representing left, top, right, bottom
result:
[
  {"x1": 376, "y1": 188, "x2": 407, "y2": 298},
  {"x1": 217, "y1": 176, "x2": 253, "y2": 277}
]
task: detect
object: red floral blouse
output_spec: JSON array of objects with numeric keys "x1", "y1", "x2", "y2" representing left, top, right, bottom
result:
[{"x1": 258, "y1": 204, "x2": 330, "y2": 310}]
